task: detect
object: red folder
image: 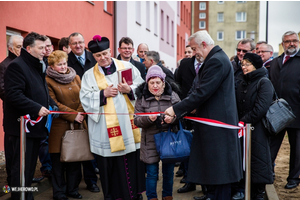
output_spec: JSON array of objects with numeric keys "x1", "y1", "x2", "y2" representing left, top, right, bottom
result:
[{"x1": 118, "y1": 68, "x2": 133, "y2": 85}]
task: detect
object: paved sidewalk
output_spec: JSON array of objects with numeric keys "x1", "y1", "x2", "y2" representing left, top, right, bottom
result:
[{"x1": 0, "y1": 166, "x2": 204, "y2": 200}]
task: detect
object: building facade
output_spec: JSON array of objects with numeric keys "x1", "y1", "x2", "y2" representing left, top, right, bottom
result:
[
  {"x1": 0, "y1": 1, "x2": 115, "y2": 150},
  {"x1": 115, "y1": 1, "x2": 191, "y2": 73},
  {"x1": 192, "y1": 1, "x2": 260, "y2": 57}
]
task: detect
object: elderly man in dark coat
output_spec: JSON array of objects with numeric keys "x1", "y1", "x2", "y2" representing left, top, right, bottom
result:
[{"x1": 165, "y1": 30, "x2": 243, "y2": 200}]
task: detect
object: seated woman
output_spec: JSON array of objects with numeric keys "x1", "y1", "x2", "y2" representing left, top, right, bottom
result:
[
  {"x1": 236, "y1": 53, "x2": 274, "y2": 200},
  {"x1": 46, "y1": 50, "x2": 86, "y2": 200},
  {"x1": 134, "y1": 65, "x2": 181, "y2": 200}
]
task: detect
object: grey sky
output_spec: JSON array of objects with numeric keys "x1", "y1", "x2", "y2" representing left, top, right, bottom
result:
[{"x1": 259, "y1": 1, "x2": 300, "y2": 53}]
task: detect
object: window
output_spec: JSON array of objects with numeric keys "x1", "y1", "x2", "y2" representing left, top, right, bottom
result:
[
  {"x1": 103, "y1": 1, "x2": 113, "y2": 14},
  {"x1": 218, "y1": 1, "x2": 224, "y2": 4},
  {"x1": 217, "y1": 12, "x2": 224, "y2": 22},
  {"x1": 154, "y1": 3, "x2": 158, "y2": 35},
  {"x1": 199, "y1": 13, "x2": 206, "y2": 19},
  {"x1": 161, "y1": 10, "x2": 164, "y2": 40},
  {"x1": 199, "y1": 2, "x2": 206, "y2": 10},
  {"x1": 199, "y1": 21, "x2": 206, "y2": 29},
  {"x1": 167, "y1": 15, "x2": 169, "y2": 44},
  {"x1": 217, "y1": 31, "x2": 224, "y2": 41},
  {"x1": 136, "y1": 1, "x2": 141, "y2": 25},
  {"x1": 236, "y1": 12, "x2": 246, "y2": 22},
  {"x1": 171, "y1": 21, "x2": 174, "y2": 46},
  {"x1": 236, "y1": 30, "x2": 246, "y2": 40},
  {"x1": 146, "y1": 1, "x2": 150, "y2": 30}
]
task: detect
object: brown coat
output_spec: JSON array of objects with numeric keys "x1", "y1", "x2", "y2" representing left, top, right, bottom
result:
[
  {"x1": 134, "y1": 82, "x2": 180, "y2": 164},
  {"x1": 46, "y1": 75, "x2": 86, "y2": 153}
]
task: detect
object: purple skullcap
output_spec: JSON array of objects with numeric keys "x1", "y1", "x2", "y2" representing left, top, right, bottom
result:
[{"x1": 146, "y1": 65, "x2": 166, "y2": 83}]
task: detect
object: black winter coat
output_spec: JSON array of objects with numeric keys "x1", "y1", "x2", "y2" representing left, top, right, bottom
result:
[
  {"x1": 0, "y1": 51, "x2": 17, "y2": 100},
  {"x1": 173, "y1": 46, "x2": 243, "y2": 185},
  {"x1": 68, "y1": 50, "x2": 96, "y2": 79},
  {"x1": 269, "y1": 50, "x2": 300, "y2": 128},
  {"x1": 175, "y1": 56, "x2": 197, "y2": 100},
  {"x1": 4, "y1": 48, "x2": 52, "y2": 138},
  {"x1": 236, "y1": 67, "x2": 274, "y2": 184}
]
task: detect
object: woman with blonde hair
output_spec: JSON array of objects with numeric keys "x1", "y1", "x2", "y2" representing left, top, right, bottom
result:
[{"x1": 46, "y1": 50, "x2": 86, "y2": 200}]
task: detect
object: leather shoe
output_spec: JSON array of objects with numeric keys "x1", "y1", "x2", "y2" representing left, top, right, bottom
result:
[
  {"x1": 32, "y1": 176, "x2": 44, "y2": 183},
  {"x1": 175, "y1": 169, "x2": 184, "y2": 177},
  {"x1": 285, "y1": 180, "x2": 299, "y2": 189},
  {"x1": 177, "y1": 183, "x2": 196, "y2": 193},
  {"x1": 194, "y1": 195, "x2": 210, "y2": 200},
  {"x1": 180, "y1": 177, "x2": 186, "y2": 183},
  {"x1": 67, "y1": 192, "x2": 82, "y2": 199},
  {"x1": 87, "y1": 183, "x2": 100, "y2": 192},
  {"x1": 232, "y1": 192, "x2": 245, "y2": 200}
]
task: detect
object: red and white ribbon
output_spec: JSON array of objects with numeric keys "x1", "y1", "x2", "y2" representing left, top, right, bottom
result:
[
  {"x1": 23, "y1": 114, "x2": 43, "y2": 133},
  {"x1": 183, "y1": 116, "x2": 242, "y2": 130}
]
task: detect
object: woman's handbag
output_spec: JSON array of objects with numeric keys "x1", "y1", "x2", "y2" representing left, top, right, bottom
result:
[
  {"x1": 154, "y1": 121, "x2": 193, "y2": 163},
  {"x1": 60, "y1": 122, "x2": 94, "y2": 162},
  {"x1": 258, "y1": 78, "x2": 296, "y2": 135}
]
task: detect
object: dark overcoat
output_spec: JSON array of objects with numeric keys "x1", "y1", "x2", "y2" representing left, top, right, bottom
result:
[
  {"x1": 269, "y1": 50, "x2": 300, "y2": 128},
  {"x1": 4, "y1": 48, "x2": 51, "y2": 138},
  {"x1": 0, "y1": 51, "x2": 17, "y2": 100},
  {"x1": 236, "y1": 67, "x2": 274, "y2": 184},
  {"x1": 173, "y1": 45, "x2": 243, "y2": 185},
  {"x1": 46, "y1": 74, "x2": 86, "y2": 153},
  {"x1": 68, "y1": 50, "x2": 96, "y2": 79},
  {"x1": 175, "y1": 56, "x2": 197, "y2": 100}
]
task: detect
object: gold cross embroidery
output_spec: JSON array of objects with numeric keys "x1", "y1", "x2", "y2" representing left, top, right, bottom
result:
[{"x1": 110, "y1": 128, "x2": 119, "y2": 137}]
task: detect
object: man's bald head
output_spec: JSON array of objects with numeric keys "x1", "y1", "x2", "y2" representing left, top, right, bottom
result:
[{"x1": 137, "y1": 43, "x2": 149, "y2": 59}]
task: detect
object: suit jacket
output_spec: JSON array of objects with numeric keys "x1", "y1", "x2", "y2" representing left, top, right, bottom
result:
[
  {"x1": 173, "y1": 46, "x2": 243, "y2": 185},
  {"x1": 0, "y1": 51, "x2": 17, "y2": 100},
  {"x1": 117, "y1": 54, "x2": 146, "y2": 80},
  {"x1": 269, "y1": 50, "x2": 300, "y2": 128},
  {"x1": 4, "y1": 48, "x2": 51, "y2": 138},
  {"x1": 175, "y1": 56, "x2": 196, "y2": 100},
  {"x1": 68, "y1": 50, "x2": 96, "y2": 79}
]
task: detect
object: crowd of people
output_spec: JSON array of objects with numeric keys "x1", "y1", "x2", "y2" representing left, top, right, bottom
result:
[{"x1": 0, "y1": 29, "x2": 299, "y2": 200}]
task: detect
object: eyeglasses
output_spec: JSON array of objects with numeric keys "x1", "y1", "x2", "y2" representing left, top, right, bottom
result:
[
  {"x1": 256, "y1": 50, "x2": 271, "y2": 54},
  {"x1": 120, "y1": 47, "x2": 133, "y2": 50},
  {"x1": 283, "y1": 40, "x2": 299, "y2": 44},
  {"x1": 70, "y1": 41, "x2": 84, "y2": 46},
  {"x1": 241, "y1": 63, "x2": 253, "y2": 67},
  {"x1": 236, "y1": 48, "x2": 251, "y2": 53}
]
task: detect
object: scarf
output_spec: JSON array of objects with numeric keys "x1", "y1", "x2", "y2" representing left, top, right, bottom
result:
[{"x1": 46, "y1": 67, "x2": 77, "y2": 84}]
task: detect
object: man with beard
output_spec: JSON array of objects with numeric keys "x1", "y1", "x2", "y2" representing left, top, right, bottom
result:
[{"x1": 269, "y1": 31, "x2": 300, "y2": 189}]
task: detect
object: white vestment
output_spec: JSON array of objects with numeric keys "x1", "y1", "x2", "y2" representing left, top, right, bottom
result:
[{"x1": 80, "y1": 58, "x2": 144, "y2": 157}]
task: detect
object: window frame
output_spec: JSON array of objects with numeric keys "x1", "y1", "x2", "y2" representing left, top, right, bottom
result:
[
  {"x1": 217, "y1": 31, "x2": 224, "y2": 41},
  {"x1": 199, "y1": 2, "x2": 206, "y2": 10},
  {"x1": 236, "y1": 30, "x2": 246, "y2": 40},
  {"x1": 236, "y1": 12, "x2": 247, "y2": 22}
]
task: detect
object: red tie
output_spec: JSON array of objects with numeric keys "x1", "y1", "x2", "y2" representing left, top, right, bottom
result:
[{"x1": 283, "y1": 55, "x2": 290, "y2": 64}]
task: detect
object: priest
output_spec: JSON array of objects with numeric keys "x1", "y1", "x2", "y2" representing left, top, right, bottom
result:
[{"x1": 80, "y1": 35, "x2": 145, "y2": 200}]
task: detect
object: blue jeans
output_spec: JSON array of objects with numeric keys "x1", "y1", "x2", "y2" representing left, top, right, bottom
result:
[{"x1": 146, "y1": 162, "x2": 175, "y2": 199}]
